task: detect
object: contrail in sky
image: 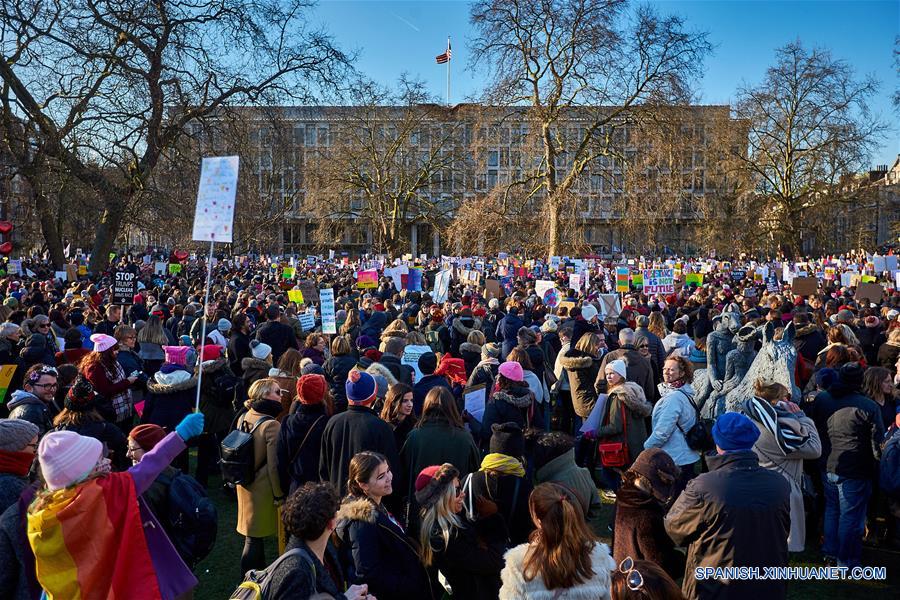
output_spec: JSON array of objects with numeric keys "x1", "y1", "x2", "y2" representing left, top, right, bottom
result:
[{"x1": 392, "y1": 13, "x2": 420, "y2": 32}]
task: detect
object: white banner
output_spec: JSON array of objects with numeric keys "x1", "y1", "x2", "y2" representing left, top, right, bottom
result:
[
  {"x1": 320, "y1": 288, "x2": 337, "y2": 334},
  {"x1": 192, "y1": 156, "x2": 239, "y2": 243}
]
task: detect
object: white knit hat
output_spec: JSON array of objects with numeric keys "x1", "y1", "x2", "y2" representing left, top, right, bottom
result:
[
  {"x1": 250, "y1": 340, "x2": 272, "y2": 360},
  {"x1": 38, "y1": 430, "x2": 103, "y2": 491},
  {"x1": 605, "y1": 359, "x2": 627, "y2": 380},
  {"x1": 581, "y1": 303, "x2": 599, "y2": 322}
]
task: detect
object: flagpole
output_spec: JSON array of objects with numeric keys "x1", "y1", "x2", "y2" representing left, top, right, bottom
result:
[{"x1": 446, "y1": 36, "x2": 451, "y2": 106}]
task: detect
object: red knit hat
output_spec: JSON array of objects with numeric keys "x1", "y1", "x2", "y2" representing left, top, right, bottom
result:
[
  {"x1": 129, "y1": 424, "x2": 166, "y2": 452},
  {"x1": 296, "y1": 374, "x2": 326, "y2": 405},
  {"x1": 200, "y1": 345, "x2": 222, "y2": 361}
]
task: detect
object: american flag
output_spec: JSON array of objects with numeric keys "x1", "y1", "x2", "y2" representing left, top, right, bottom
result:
[{"x1": 436, "y1": 40, "x2": 451, "y2": 64}]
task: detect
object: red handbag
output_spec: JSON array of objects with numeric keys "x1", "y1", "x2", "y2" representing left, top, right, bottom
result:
[{"x1": 598, "y1": 399, "x2": 629, "y2": 468}]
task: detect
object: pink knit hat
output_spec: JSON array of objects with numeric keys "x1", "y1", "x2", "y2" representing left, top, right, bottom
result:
[
  {"x1": 38, "y1": 430, "x2": 103, "y2": 491},
  {"x1": 90, "y1": 333, "x2": 117, "y2": 353},
  {"x1": 163, "y1": 345, "x2": 191, "y2": 366},
  {"x1": 498, "y1": 361, "x2": 524, "y2": 382}
]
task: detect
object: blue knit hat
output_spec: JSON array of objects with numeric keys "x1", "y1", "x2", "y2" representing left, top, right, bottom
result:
[
  {"x1": 345, "y1": 369, "x2": 376, "y2": 404},
  {"x1": 712, "y1": 412, "x2": 760, "y2": 452}
]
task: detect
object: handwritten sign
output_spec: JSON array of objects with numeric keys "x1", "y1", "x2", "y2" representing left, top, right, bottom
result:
[
  {"x1": 642, "y1": 268, "x2": 675, "y2": 294},
  {"x1": 192, "y1": 156, "x2": 239, "y2": 243},
  {"x1": 320, "y1": 288, "x2": 336, "y2": 334}
]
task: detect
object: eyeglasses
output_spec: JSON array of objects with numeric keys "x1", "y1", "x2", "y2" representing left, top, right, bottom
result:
[
  {"x1": 126, "y1": 445, "x2": 143, "y2": 454},
  {"x1": 618, "y1": 557, "x2": 644, "y2": 591},
  {"x1": 32, "y1": 381, "x2": 58, "y2": 389},
  {"x1": 37, "y1": 324, "x2": 50, "y2": 329}
]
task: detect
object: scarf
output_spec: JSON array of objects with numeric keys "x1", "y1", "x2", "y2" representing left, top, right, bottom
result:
[
  {"x1": 0, "y1": 449, "x2": 34, "y2": 477},
  {"x1": 744, "y1": 396, "x2": 810, "y2": 455},
  {"x1": 250, "y1": 398, "x2": 283, "y2": 418},
  {"x1": 480, "y1": 453, "x2": 525, "y2": 477},
  {"x1": 28, "y1": 474, "x2": 162, "y2": 600}
]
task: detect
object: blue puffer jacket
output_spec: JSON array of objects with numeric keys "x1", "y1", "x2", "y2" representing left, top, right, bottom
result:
[{"x1": 495, "y1": 312, "x2": 524, "y2": 358}]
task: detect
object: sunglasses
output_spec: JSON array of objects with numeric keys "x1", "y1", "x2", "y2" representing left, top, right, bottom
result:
[{"x1": 619, "y1": 556, "x2": 644, "y2": 591}]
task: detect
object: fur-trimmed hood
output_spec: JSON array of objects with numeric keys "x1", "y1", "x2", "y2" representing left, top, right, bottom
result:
[
  {"x1": 499, "y1": 541, "x2": 615, "y2": 600},
  {"x1": 559, "y1": 350, "x2": 598, "y2": 371},
  {"x1": 147, "y1": 370, "x2": 198, "y2": 394},
  {"x1": 609, "y1": 381, "x2": 652, "y2": 417},
  {"x1": 380, "y1": 329, "x2": 408, "y2": 342},
  {"x1": 452, "y1": 316, "x2": 482, "y2": 337},
  {"x1": 336, "y1": 496, "x2": 377, "y2": 524},
  {"x1": 241, "y1": 356, "x2": 271, "y2": 372},
  {"x1": 201, "y1": 357, "x2": 229, "y2": 374},
  {"x1": 459, "y1": 342, "x2": 482, "y2": 355},
  {"x1": 795, "y1": 323, "x2": 821, "y2": 337},
  {"x1": 493, "y1": 386, "x2": 533, "y2": 409},
  {"x1": 365, "y1": 361, "x2": 398, "y2": 385}
]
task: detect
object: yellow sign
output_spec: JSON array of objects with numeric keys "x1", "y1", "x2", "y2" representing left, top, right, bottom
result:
[
  {"x1": 287, "y1": 290, "x2": 304, "y2": 303},
  {"x1": 0, "y1": 364, "x2": 17, "y2": 404}
]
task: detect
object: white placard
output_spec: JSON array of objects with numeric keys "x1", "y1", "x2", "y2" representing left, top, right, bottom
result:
[
  {"x1": 192, "y1": 156, "x2": 239, "y2": 243},
  {"x1": 320, "y1": 288, "x2": 336, "y2": 334},
  {"x1": 464, "y1": 385, "x2": 487, "y2": 423},
  {"x1": 432, "y1": 269, "x2": 452, "y2": 303},
  {"x1": 7, "y1": 259, "x2": 21, "y2": 275},
  {"x1": 401, "y1": 345, "x2": 431, "y2": 383}
]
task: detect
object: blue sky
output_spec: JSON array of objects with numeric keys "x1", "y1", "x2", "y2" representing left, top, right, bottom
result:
[{"x1": 311, "y1": 0, "x2": 898, "y2": 167}]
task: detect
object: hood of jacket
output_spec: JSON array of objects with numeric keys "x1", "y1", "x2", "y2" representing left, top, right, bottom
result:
[
  {"x1": 663, "y1": 332, "x2": 692, "y2": 347},
  {"x1": 452, "y1": 316, "x2": 482, "y2": 337},
  {"x1": 459, "y1": 342, "x2": 482, "y2": 356},
  {"x1": 241, "y1": 357, "x2": 271, "y2": 372},
  {"x1": 795, "y1": 323, "x2": 821, "y2": 337},
  {"x1": 201, "y1": 358, "x2": 229, "y2": 374},
  {"x1": 535, "y1": 448, "x2": 579, "y2": 481},
  {"x1": 559, "y1": 350, "x2": 597, "y2": 371},
  {"x1": 149, "y1": 369, "x2": 197, "y2": 392},
  {"x1": 336, "y1": 496, "x2": 377, "y2": 524},
  {"x1": 609, "y1": 381, "x2": 652, "y2": 417},
  {"x1": 366, "y1": 361, "x2": 398, "y2": 385},
  {"x1": 493, "y1": 386, "x2": 533, "y2": 409},
  {"x1": 8, "y1": 389, "x2": 42, "y2": 409}
]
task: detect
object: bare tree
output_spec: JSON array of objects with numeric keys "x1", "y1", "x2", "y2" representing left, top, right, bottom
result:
[
  {"x1": 734, "y1": 41, "x2": 884, "y2": 256},
  {"x1": 303, "y1": 78, "x2": 461, "y2": 256},
  {"x1": 0, "y1": 0, "x2": 349, "y2": 271},
  {"x1": 469, "y1": 0, "x2": 711, "y2": 256}
]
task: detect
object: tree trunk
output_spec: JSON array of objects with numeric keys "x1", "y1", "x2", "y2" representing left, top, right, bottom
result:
[
  {"x1": 88, "y1": 198, "x2": 127, "y2": 273},
  {"x1": 32, "y1": 188, "x2": 65, "y2": 269},
  {"x1": 547, "y1": 198, "x2": 561, "y2": 258}
]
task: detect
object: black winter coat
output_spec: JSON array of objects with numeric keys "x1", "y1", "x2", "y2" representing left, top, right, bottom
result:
[
  {"x1": 475, "y1": 385, "x2": 538, "y2": 449},
  {"x1": 495, "y1": 313, "x2": 523, "y2": 358},
  {"x1": 334, "y1": 496, "x2": 433, "y2": 600},
  {"x1": 412, "y1": 374, "x2": 451, "y2": 417},
  {"x1": 255, "y1": 321, "x2": 297, "y2": 364},
  {"x1": 378, "y1": 354, "x2": 414, "y2": 387},
  {"x1": 318, "y1": 406, "x2": 399, "y2": 498},
  {"x1": 276, "y1": 403, "x2": 329, "y2": 494},
  {"x1": 142, "y1": 373, "x2": 198, "y2": 432},
  {"x1": 665, "y1": 450, "x2": 790, "y2": 600},
  {"x1": 428, "y1": 513, "x2": 507, "y2": 600},
  {"x1": 459, "y1": 342, "x2": 482, "y2": 378},
  {"x1": 810, "y1": 386, "x2": 885, "y2": 479},
  {"x1": 265, "y1": 538, "x2": 347, "y2": 600},
  {"x1": 227, "y1": 330, "x2": 252, "y2": 376},
  {"x1": 470, "y1": 470, "x2": 534, "y2": 545},
  {"x1": 324, "y1": 354, "x2": 357, "y2": 412}
]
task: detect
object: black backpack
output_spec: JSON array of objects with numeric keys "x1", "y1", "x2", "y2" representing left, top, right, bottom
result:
[
  {"x1": 220, "y1": 414, "x2": 273, "y2": 488},
  {"x1": 674, "y1": 389, "x2": 716, "y2": 452},
  {"x1": 155, "y1": 471, "x2": 218, "y2": 567},
  {"x1": 212, "y1": 372, "x2": 244, "y2": 409}
]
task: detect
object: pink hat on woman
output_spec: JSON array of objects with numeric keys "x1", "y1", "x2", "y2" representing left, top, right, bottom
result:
[
  {"x1": 89, "y1": 333, "x2": 117, "y2": 353},
  {"x1": 38, "y1": 430, "x2": 103, "y2": 491},
  {"x1": 163, "y1": 345, "x2": 191, "y2": 366},
  {"x1": 498, "y1": 361, "x2": 524, "y2": 382}
]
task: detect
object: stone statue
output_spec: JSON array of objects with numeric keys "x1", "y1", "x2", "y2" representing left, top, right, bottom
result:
[
  {"x1": 701, "y1": 321, "x2": 799, "y2": 418},
  {"x1": 694, "y1": 311, "x2": 740, "y2": 407},
  {"x1": 711, "y1": 325, "x2": 759, "y2": 415}
]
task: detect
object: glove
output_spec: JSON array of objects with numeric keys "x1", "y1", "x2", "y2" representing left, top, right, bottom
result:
[{"x1": 175, "y1": 412, "x2": 204, "y2": 441}]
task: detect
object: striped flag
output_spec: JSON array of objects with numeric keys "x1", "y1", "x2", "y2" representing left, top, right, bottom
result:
[{"x1": 436, "y1": 40, "x2": 451, "y2": 64}]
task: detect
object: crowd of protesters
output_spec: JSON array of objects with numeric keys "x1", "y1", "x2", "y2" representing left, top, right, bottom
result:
[{"x1": 0, "y1": 247, "x2": 897, "y2": 600}]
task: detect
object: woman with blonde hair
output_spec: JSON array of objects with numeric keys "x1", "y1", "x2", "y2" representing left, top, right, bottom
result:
[
  {"x1": 235, "y1": 377, "x2": 284, "y2": 574},
  {"x1": 499, "y1": 482, "x2": 615, "y2": 599},
  {"x1": 416, "y1": 463, "x2": 507, "y2": 599},
  {"x1": 648, "y1": 311, "x2": 668, "y2": 340}
]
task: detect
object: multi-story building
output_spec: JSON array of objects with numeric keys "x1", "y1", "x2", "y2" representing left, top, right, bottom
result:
[{"x1": 183, "y1": 103, "x2": 741, "y2": 256}]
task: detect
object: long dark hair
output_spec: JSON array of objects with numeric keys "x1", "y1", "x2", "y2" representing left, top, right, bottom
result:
[
  {"x1": 380, "y1": 383, "x2": 413, "y2": 425},
  {"x1": 418, "y1": 386, "x2": 464, "y2": 428},
  {"x1": 347, "y1": 451, "x2": 387, "y2": 498}
]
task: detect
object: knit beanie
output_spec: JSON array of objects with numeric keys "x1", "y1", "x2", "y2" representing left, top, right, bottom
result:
[
  {"x1": 482, "y1": 343, "x2": 500, "y2": 360},
  {"x1": 38, "y1": 430, "x2": 103, "y2": 491},
  {"x1": 129, "y1": 424, "x2": 167, "y2": 452},
  {"x1": 0, "y1": 418, "x2": 39, "y2": 452},
  {"x1": 489, "y1": 422, "x2": 525, "y2": 457},
  {"x1": 581, "y1": 303, "x2": 598, "y2": 322},
  {"x1": 345, "y1": 369, "x2": 376, "y2": 404},
  {"x1": 838, "y1": 362, "x2": 865, "y2": 390},
  {"x1": 200, "y1": 345, "x2": 223, "y2": 361},
  {"x1": 250, "y1": 340, "x2": 272, "y2": 360},
  {"x1": 414, "y1": 463, "x2": 460, "y2": 509},
  {"x1": 296, "y1": 374, "x2": 326, "y2": 405},
  {"x1": 90, "y1": 333, "x2": 117, "y2": 353},
  {"x1": 628, "y1": 448, "x2": 680, "y2": 505},
  {"x1": 163, "y1": 345, "x2": 191, "y2": 366},
  {"x1": 217, "y1": 318, "x2": 232, "y2": 332},
  {"x1": 65, "y1": 377, "x2": 97, "y2": 411},
  {"x1": 498, "y1": 361, "x2": 524, "y2": 382},
  {"x1": 605, "y1": 359, "x2": 627, "y2": 380},
  {"x1": 355, "y1": 335, "x2": 376, "y2": 351},
  {"x1": 712, "y1": 412, "x2": 760, "y2": 452}
]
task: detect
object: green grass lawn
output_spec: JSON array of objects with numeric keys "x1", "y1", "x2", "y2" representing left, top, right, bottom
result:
[{"x1": 191, "y1": 468, "x2": 898, "y2": 599}]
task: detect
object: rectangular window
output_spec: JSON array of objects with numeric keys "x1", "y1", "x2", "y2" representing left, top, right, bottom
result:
[
  {"x1": 487, "y1": 170, "x2": 498, "y2": 188},
  {"x1": 487, "y1": 150, "x2": 499, "y2": 167},
  {"x1": 306, "y1": 125, "x2": 317, "y2": 146}
]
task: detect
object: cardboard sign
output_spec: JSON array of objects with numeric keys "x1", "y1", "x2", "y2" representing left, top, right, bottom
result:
[
  {"x1": 112, "y1": 271, "x2": 138, "y2": 305},
  {"x1": 485, "y1": 279, "x2": 502, "y2": 299},
  {"x1": 192, "y1": 155, "x2": 239, "y2": 243},
  {"x1": 642, "y1": 268, "x2": 675, "y2": 295},
  {"x1": 297, "y1": 280, "x2": 320, "y2": 303},
  {"x1": 791, "y1": 276, "x2": 818, "y2": 297},
  {"x1": 320, "y1": 288, "x2": 336, "y2": 334},
  {"x1": 856, "y1": 282, "x2": 883, "y2": 303},
  {"x1": 287, "y1": 290, "x2": 304, "y2": 304},
  {"x1": 432, "y1": 270, "x2": 451, "y2": 303}
]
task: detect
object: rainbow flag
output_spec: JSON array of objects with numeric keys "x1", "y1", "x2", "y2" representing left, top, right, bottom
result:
[{"x1": 28, "y1": 474, "x2": 162, "y2": 600}]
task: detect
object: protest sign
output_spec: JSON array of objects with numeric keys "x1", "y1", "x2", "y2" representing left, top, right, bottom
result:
[
  {"x1": 406, "y1": 267, "x2": 423, "y2": 292},
  {"x1": 297, "y1": 280, "x2": 319, "y2": 303},
  {"x1": 320, "y1": 288, "x2": 336, "y2": 334},
  {"x1": 54, "y1": 271, "x2": 67, "y2": 282},
  {"x1": 65, "y1": 264, "x2": 78, "y2": 282},
  {"x1": 856, "y1": 282, "x2": 883, "y2": 303},
  {"x1": 168, "y1": 263, "x2": 182, "y2": 275},
  {"x1": 791, "y1": 276, "x2": 818, "y2": 296},
  {"x1": 287, "y1": 290, "x2": 304, "y2": 304},
  {"x1": 642, "y1": 268, "x2": 675, "y2": 294},
  {"x1": 0, "y1": 365, "x2": 16, "y2": 404},
  {"x1": 401, "y1": 344, "x2": 431, "y2": 382},
  {"x1": 7, "y1": 259, "x2": 20, "y2": 275},
  {"x1": 432, "y1": 270, "x2": 452, "y2": 303},
  {"x1": 685, "y1": 273, "x2": 703, "y2": 286},
  {"x1": 297, "y1": 312, "x2": 316, "y2": 331},
  {"x1": 730, "y1": 269, "x2": 746, "y2": 281},
  {"x1": 282, "y1": 267, "x2": 295, "y2": 279},
  {"x1": 631, "y1": 272, "x2": 643, "y2": 288},
  {"x1": 192, "y1": 156, "x2": 238, "y2": 243},
  {"x1": 112, "y1": 271, "x2": 138, "y2": 305},
  {"x1": 357, "y1": 269, "x2": 377, "y2": 289},
  {"x1": 464, "y1": 384, "x2": 487, "y2": 423},
  {"x1": 535, "y1": 280, "x2": 558, "y2": 306},
  {"x1": 598, "y1": 294, "x2": 622, "y2": 318},
  {"x1": 154, "y1": 262, "x2": 167, "y2": 276},
  {"x1": 615, "y1": 267, "x2": 629, "y2": 292}
]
